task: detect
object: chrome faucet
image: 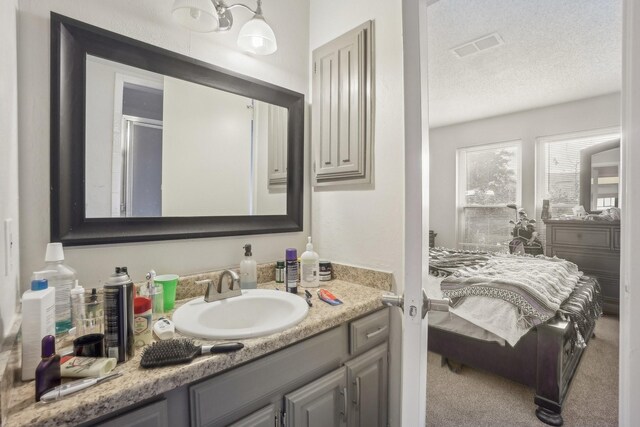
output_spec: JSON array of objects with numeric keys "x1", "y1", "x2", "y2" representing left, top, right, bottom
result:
[{"x1": 203, "y1": 270, "x2": 242, "y2": 302}]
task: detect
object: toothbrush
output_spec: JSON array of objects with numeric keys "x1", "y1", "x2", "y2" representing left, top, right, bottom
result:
[{"x1": 40, "y1": 373, "x2": 122, "y2": 403}]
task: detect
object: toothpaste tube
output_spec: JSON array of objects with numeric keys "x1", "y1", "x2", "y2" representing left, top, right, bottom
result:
[{"x1": 317, "y1": 288, "x2": 343, "y2": 306}]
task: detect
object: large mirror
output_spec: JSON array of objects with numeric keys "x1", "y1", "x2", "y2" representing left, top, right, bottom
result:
[
  {"x1": 51, "y1": 13, "x2": 304, "y2": 245},
  {"x1": 580, "y1": 139, "x2": 620, "y2": 213}
]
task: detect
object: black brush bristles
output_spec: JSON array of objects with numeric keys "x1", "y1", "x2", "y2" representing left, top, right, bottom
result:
[
  {"x1": 140, "y1": 339, "x2": 244, "y2": 368},
  {"x1": 140, "y1": 339, "x2": 200, "y2": 368}
]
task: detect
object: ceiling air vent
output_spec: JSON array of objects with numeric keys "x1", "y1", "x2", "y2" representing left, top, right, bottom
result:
[{"x1": 451, "y1": 33, "x2": 504, "y2": 58}]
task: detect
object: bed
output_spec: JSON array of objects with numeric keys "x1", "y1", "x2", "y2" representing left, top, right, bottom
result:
[{"x1": 426, "y1": 248, "x2": 602, "y2": 426}]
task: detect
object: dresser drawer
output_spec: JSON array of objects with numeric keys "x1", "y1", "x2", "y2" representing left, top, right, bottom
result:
[
  {"x1": 551, "y1": 227, "x2": 611, "y2": 249},
  {"x1": 551, "y1": 249, "x2": 620, "y2": 276}
]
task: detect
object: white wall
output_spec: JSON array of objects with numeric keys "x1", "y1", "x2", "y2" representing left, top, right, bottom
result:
[
  {"x1": 429, "y1": 93, "x2": 621, "y2": 249},
  {"x1": 162, "y1": 77, "x2": 252, "y2": 216},
  {"x1": 309, "y1": 1, "x2": 405, "y2": 425},
  {"x1": 0, "y1": 0, "x2": 21, "y2": 342},
  {"x1": 17, "y1": 0, "x2": 310, "y2": 287}
]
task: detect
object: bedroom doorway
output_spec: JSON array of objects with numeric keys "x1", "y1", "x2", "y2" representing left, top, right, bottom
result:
[{"x1": 422, "y1": 0, "x2": 622, "y2": 425}]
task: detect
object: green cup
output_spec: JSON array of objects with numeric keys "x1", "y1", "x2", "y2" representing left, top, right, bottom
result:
[{"x1": 154, "y1": 274, "x2": 179, "y2": 312}]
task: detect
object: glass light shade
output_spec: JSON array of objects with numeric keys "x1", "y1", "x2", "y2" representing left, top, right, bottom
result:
[
  {"x1": 172, "y1": 0, "x2": 219, "y2": 32},
  {"x1": 237, "y1": 16, "x2": 277, "y2": 55}
]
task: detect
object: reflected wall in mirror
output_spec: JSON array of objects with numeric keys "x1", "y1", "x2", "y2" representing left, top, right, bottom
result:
[
  {"x1": 51, "y1": 13, "x2": 304, "y2": 245},
  {"x1": 85, "y1": 56, "x2": 288, "y2": 218},
  {"x1": 580, "y1": 139, "x2": 620, "y2": 213}
]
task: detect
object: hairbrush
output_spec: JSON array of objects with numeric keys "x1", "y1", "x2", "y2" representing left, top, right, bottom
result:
[{"x1": 140, "y1": 339, "x2": 244, "y2": 368}]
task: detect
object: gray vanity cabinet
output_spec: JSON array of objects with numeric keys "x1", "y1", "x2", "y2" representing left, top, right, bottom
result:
[
  {"x1": 87, "y1": 309, "x2": 389, "y2": 427},
  {"x1": 346, "y1": 343, "x2": 388, "y2": 427},
  {"x1": 284, "y1": 367, "x2": 348, "y2": 427}
]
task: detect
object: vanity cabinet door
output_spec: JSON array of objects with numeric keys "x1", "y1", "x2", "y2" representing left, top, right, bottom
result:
[
  {"x1": 284, "y1": 366, "x2": 348, "y2": 427},
  {"x1": 345, "y1": 343, "x2": 388, "y2": 427},
  {"x1": 312, "y1": 20, "x2": 373, "y2": 186},
  {"x1": 95, "y1": 399, "x2": 168, "y2": 427},
  {"x1": 229, "y1": 403, "x2": 279, "y2": 427}
]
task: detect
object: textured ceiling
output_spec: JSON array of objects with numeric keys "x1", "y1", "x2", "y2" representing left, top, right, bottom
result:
[{"x1": 426, "y1": 0, "x2": 622, "y2": 128}]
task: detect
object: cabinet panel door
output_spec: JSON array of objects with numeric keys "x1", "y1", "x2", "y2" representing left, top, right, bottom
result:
[
  {"x1": 285, "y1": 366, "x2": 348, "y2": 427},
  {"x1": 345, "y1": 343, "x2": 388, "y2": 427},
  {"x1": 229, "y1": 403, "x2": 278, "y2": 427},
  {"x1": 96, "y1": 400, "x2": 168, "y2": 427},
  {"x1": 312, "y1": 21, "x2": 373, "y2": 186}
]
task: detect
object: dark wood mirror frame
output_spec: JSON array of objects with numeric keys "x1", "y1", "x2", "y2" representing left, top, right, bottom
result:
[
  {"x1": 579, "y1": 138, "x2": 620, "y2": 213},
  {"x1": 51, "y1": 13, "x2": 304, "y2": 246}
]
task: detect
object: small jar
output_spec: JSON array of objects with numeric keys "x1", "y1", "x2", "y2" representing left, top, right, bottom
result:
[
  {"x1": 275, "y1": 261, "x2": 285, "y2": 284},
  {"x1": 319, "y1": 261, "x2": 332, "y2": 282}
]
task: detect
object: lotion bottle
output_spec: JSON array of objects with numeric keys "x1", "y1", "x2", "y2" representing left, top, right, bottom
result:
[
  {"x1": 300, "y1": 237, "x2": 320, "y2": 288},
  {"x1": 240, "y1": 244, "x2": 257, "y2": 289},
  {"x1": 21, "y1": 273, "x2": 56, "y2": 381}
]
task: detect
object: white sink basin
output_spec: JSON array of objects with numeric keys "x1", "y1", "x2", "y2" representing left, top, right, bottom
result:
[{"x1": 172, "y1": 289, "x2": 309, "y2": 340}]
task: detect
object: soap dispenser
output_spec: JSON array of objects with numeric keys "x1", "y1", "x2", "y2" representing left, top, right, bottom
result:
[
  {"x1": 240, "y1": 244, "x2": 257, "y2": 289},
  {"x1": 300, "y1": 237, "x2": 320, "y2": 288}
]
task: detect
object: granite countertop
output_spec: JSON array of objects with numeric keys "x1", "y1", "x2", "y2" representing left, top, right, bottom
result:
[{"x1": 4, "y1": 280, "x2": 387, "y2": 426}]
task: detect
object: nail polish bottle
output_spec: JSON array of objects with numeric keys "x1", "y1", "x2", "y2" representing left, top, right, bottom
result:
[{"x1": 35, "y1": 335, "x2": 61, "y2": 402}]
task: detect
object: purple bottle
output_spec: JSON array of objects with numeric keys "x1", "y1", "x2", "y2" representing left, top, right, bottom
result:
[
  {"x1": 35, "y1": 335, "x2": 61, "y2": 402},
  {"x1": 285, "y1": 248, "x2": 298, "y2": 294}
]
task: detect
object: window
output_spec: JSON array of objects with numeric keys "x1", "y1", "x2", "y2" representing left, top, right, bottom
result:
[
  {"x1": 457, "y1": 141, "x2": 521, "y2": 251},
  {"x1": 536, "y1": 128, "x2": 620, "y2": 219}
]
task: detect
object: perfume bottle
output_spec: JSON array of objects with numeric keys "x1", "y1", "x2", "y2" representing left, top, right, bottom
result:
[{"x1": 35, "y1": 335, "x2": 61, "y2": 402}]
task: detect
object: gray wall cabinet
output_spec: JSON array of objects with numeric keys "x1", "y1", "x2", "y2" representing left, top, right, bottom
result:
[
  {"x1": 87, "y1": 308, "x2": 389, "y2": 427},
  {"x1": 312, "y1": 21, "x2": 374, "y2": 186}
]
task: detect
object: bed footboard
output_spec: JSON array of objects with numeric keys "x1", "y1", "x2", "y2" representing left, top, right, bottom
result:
[{"x1": 534, "y1": 315, "x2": 596, "y2": 426}]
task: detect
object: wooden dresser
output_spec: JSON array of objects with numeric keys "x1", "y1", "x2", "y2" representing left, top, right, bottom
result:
[{"x1": 544, "y1": 219, "x2": 620, "y2": 314}]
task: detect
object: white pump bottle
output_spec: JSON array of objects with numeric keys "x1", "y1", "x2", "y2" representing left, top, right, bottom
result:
[{"x1": 300, "y1": 237, "x2": 320, "y2": 288}]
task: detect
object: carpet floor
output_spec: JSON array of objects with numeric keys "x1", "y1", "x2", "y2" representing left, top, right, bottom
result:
[{"x1": 426, "y1": 315, "x2": 619, "y2": 426}]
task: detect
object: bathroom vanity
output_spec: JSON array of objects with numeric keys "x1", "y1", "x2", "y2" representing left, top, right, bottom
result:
[{"x1": 3, "y1": 279, "x2": 390, "y2": 427}]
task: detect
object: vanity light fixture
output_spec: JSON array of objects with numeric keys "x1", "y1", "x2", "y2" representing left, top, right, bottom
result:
[{"x1": 171, "y1": 0, "x2": 277, "y2": 55}]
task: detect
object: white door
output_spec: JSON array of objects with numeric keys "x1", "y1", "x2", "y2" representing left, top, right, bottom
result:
[
  {"x1": 401, "y1": 0, "x2": 436, "y2": 426},
  {"x1": 400, "y1": 0, "x2": 432, "y2": 425}
]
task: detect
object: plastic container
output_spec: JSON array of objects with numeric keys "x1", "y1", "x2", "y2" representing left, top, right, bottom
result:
[
  {"x1": 42, "y1": 243, "x2": 76, "y2": 335},
  {"x1": 35, "y1": 335, "x2": 61, "y2": 402},
  {"x1": 72, "y1": 293, "x2": 104, "y2": 336},
  {"x1": 134, "y1": 297, "x2": 153, "y2": 347},
  {"x1": 300, "y1": 237, "x2": 320, "y2": 288},
  {"x1": 240, "y1": 244, "x2": 257, "y2": 289},
  {"x1": 60, "y1": 356, "x2": 117, "y2": 378},
  {"x1": 275, "y1": 261, "x2": 285, "y2": 284},
  {"x1": 154, "y1": 274, "x2": 179, "y2": 312},
  {"x1": 21, "y1": 273, "x2": 56, "y2": 381},
  {"x1": 70, "y1": 281, "x2": 85, "y2": 327}
]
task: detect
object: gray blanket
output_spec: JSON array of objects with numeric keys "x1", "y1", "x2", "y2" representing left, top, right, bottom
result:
[{"x1": 440, "y1": 253, "x2": 582, "y2": 325}]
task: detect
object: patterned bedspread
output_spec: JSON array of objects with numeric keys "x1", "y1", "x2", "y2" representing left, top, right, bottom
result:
[
  {"x1": 440, "y1": 254, "x2": 582, "y2": 325},
  {"x1": 429, "y1": 248, "x2": 602, "y2": 345}
]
